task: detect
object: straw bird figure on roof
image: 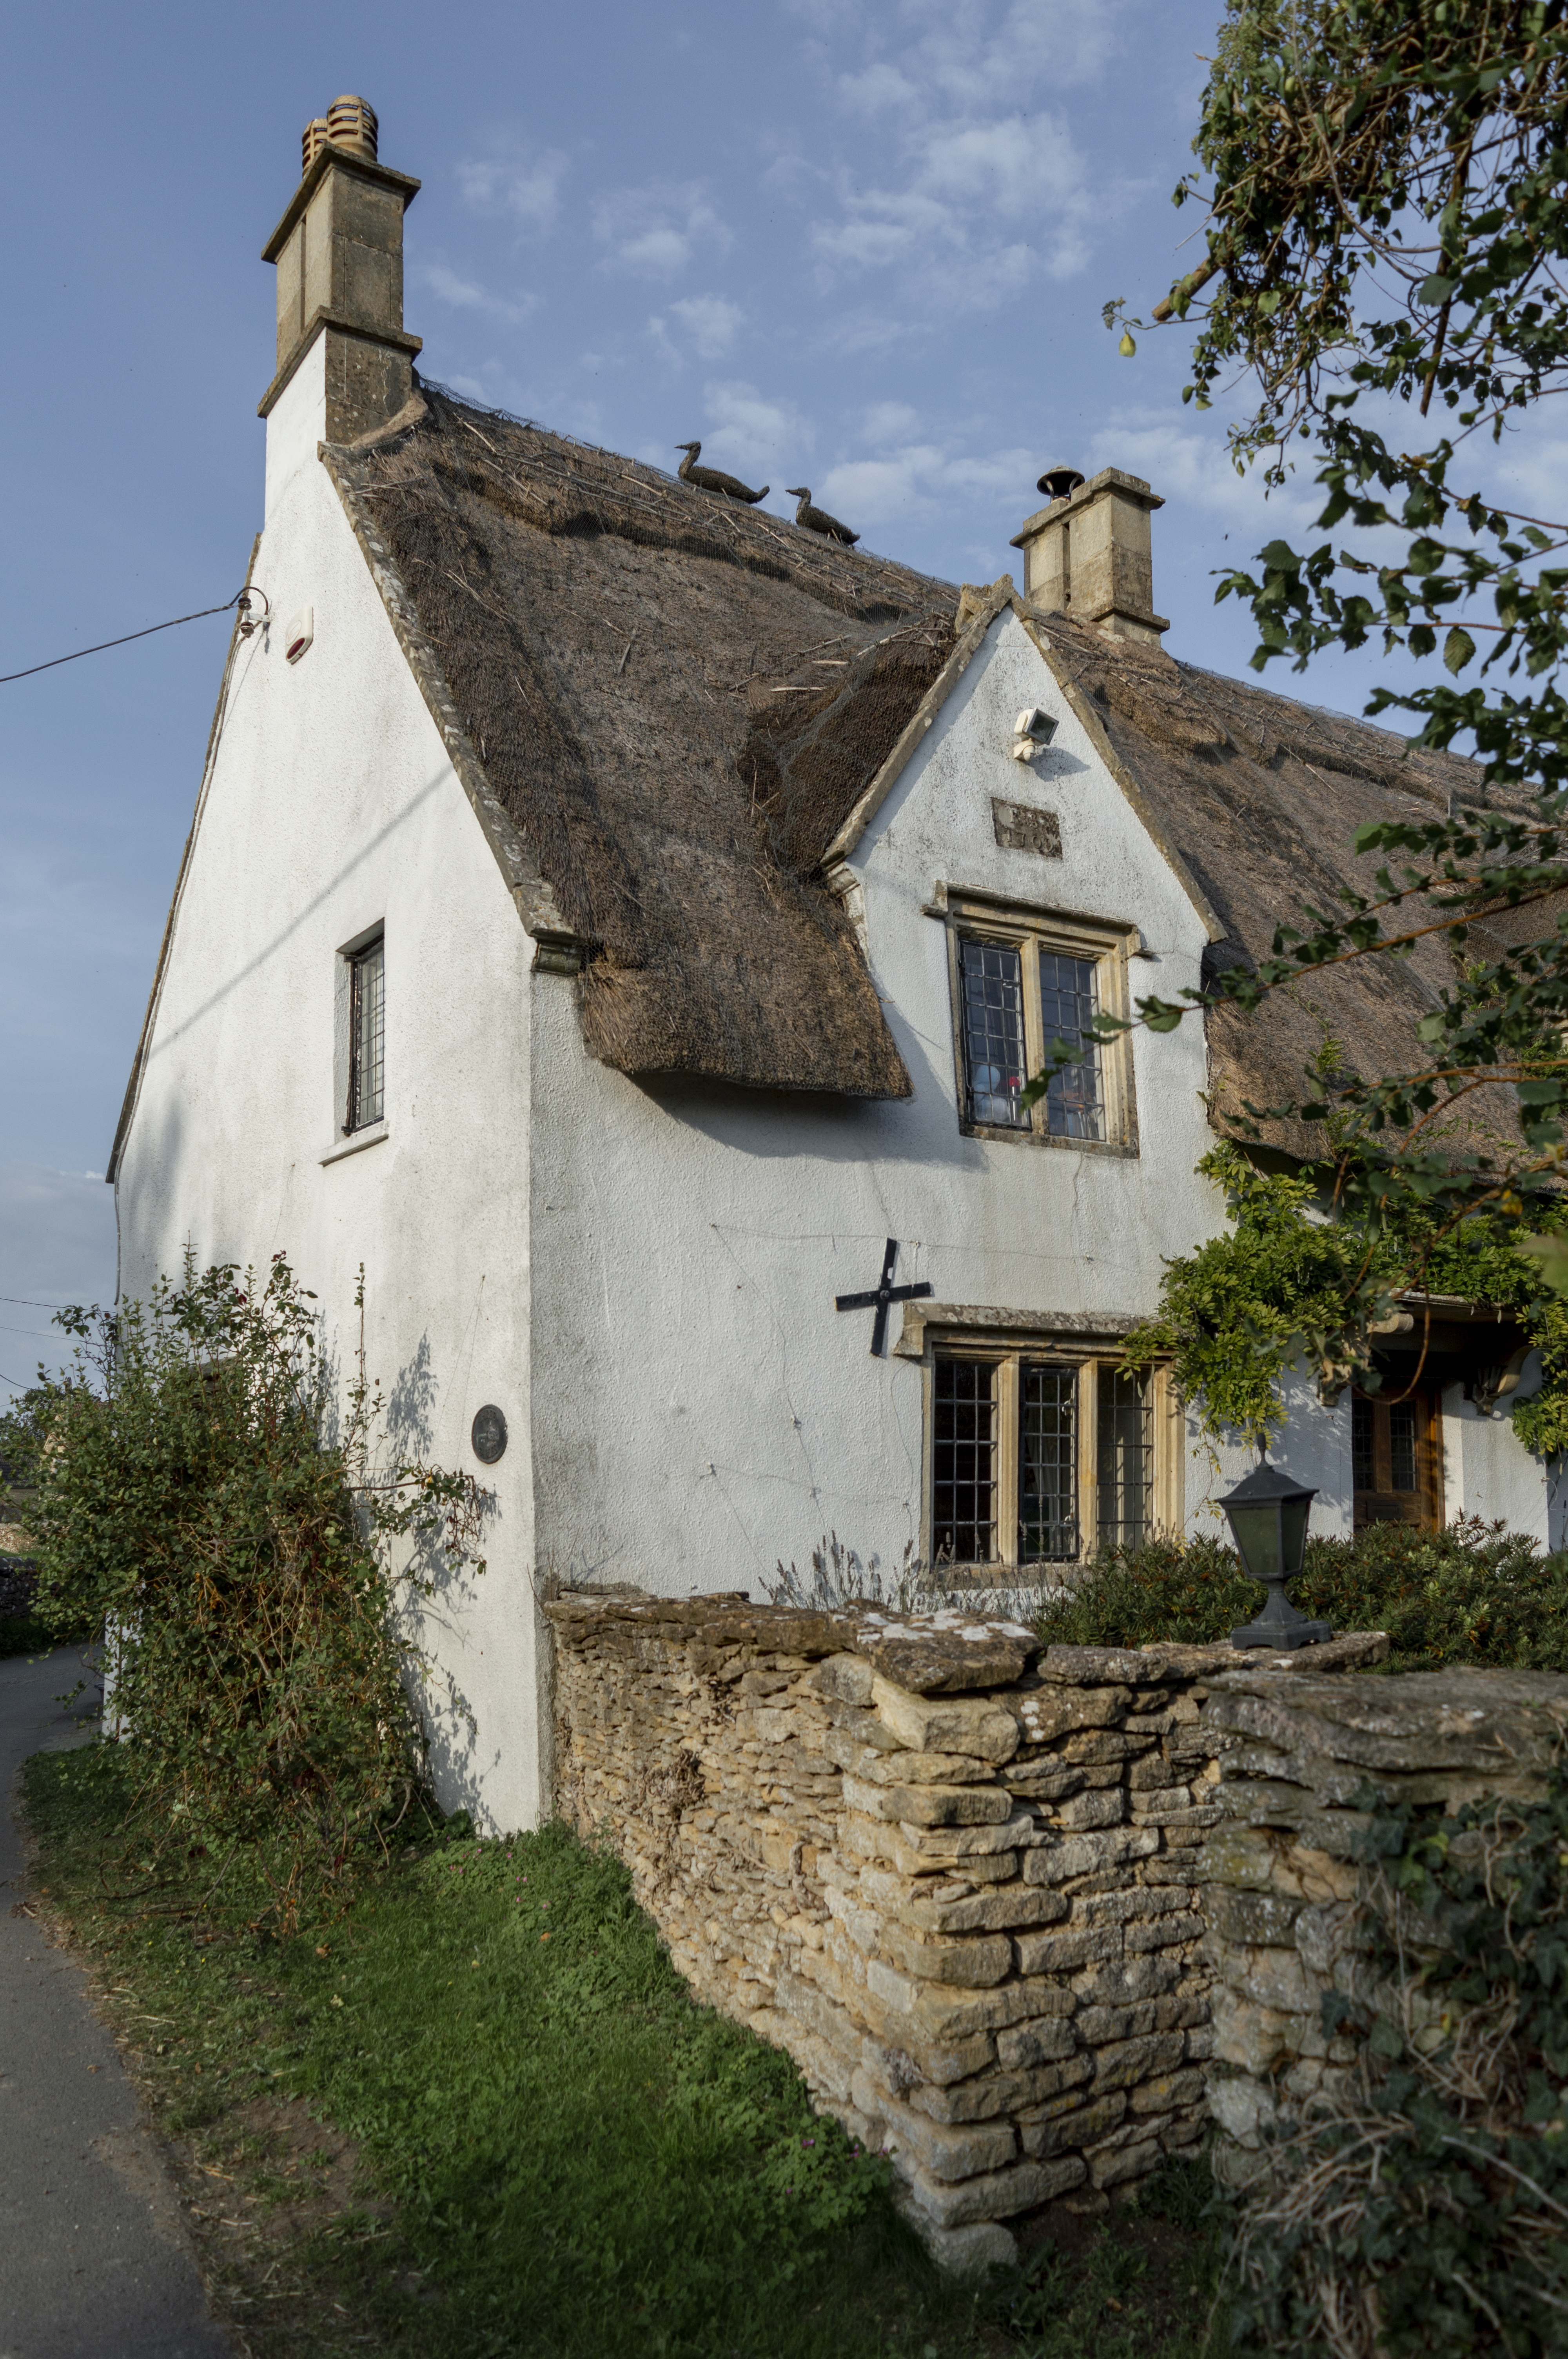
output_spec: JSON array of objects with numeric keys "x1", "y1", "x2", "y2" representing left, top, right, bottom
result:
[
  {"x1": 785, "y1": 487, "x2": 859, "y2": 546},
  {"x1": 675, "y1": 442, "x2": 769, "y2": 505}
]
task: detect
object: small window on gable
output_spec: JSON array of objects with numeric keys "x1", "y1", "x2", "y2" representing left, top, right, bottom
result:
[
  {"x1": 927, "y1": 1339, "x2": 1178, "y2": 1572},
  {"x1": 345, "y1": 934, "x2": 385, "y2": 1134},
  {"x1": 945, "y1": 895, "x2": 1136, "y2": 1151}
]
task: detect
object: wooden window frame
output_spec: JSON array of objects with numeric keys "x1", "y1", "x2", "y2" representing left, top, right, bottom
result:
[
  {"x1": 943, "y1": 891, "x2": 1139, "y2": 1155},
  {"x1": 921, "y1": 1330, "x2": 1182, "y2": 1574}
]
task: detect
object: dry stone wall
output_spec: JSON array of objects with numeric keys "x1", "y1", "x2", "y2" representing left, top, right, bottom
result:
[
  {"x1": 1199, "y1": 1662, "x2": 1568, "y2": 2181},
  {"x1": 544, "y1": 1588, "x2": 1385, "y2": 2270}
]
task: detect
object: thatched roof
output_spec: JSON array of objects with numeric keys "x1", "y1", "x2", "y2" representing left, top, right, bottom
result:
[
  {"x1": 325, "y1": 385, "x2": 1510, "y2": 1149},
  {"x1": 328, "y1": 385, "x2": 958, "y2": 1098},
  {"x1": 1014, "y1": 613, "x2": 1513, "y2": 1156}
]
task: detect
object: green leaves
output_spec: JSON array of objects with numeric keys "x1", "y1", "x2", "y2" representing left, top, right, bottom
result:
[
  {"x1": 1443, "y1": 623, "x2": 1477, "y2": 672},
  {"x1": 19, "y1": 1254, "x2": 487, "y2": 1935},
  {"x1": 1520, "y1": 1232, "x2": 1568, "y2": 1298},
  {"x1": 1129, "y1": 1144, "x2": 1568, "y2": 1454}
]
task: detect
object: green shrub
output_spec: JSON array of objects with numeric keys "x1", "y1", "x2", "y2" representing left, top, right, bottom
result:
[
  {"x1": 1038, "y1": 1518, "x2": 1568, "y2": 1674},
  {"x1": 2, "y1": 1256, "x2": 483, "y2": 1931}
]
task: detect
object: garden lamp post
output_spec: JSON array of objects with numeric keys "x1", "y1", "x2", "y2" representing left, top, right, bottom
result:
[{"x1": 1220, "y1": 1451, "x2": 1332, "y2": 1650}]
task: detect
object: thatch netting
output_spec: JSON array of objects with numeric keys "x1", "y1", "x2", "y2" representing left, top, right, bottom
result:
[
  {"x1": 332, "y1": 385, "x2": 957, "y2": 1097},
  {"x1": 327, "y1": 383, "x2": 1525, "y2": 1149}
]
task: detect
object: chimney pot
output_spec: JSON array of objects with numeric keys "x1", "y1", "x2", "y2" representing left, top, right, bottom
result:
[
  {"x1": 325, "y1": 95, "x2": 378, "y2": 161},
  {"x1": 301, "y1": 118, "x2": 330, "y2": 176}
]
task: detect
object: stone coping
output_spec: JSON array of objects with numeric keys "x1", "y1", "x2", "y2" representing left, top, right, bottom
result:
[{"x1": 547, "y1": 1588, "x2": 1389, "y2": 1698}]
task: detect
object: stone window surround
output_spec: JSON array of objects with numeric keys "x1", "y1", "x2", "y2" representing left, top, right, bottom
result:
[
  {"x1": 898, "y1": 1306, "x2": 1184, "y2": 1576},
  {"x1": 935, "y1": 887, "x2": 1140, "y2": 1156}
]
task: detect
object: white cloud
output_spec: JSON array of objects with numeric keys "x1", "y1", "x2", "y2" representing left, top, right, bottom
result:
[
  {"x1": 817, "y1": 436, "x2": 1036, "y2": 526},
  {"x1": 800, "y1": 0, "x2": 1137, "y2": 309},
  {"x1": 415, "y1": 263, "x2": 537, "y2": 329},
  {"x1": 593, "y1": 182, "x2": 733, "y2": 280},
  {"x1": 863, "y1": 401, "x2": 921, "y2": 442},
  {"x1": 813, "y1": 112, "x2": 1105, "y2": 292},
  {"x1": 457, "y1": 149, "x2": 567, "y2": 231},
  {"x1": 670, "y1": 296, "x2": 744, "y2": 358},
  {"x1": 699, "y1": 382, "x2": 808, "y2": 479},
  {"x1": 1085, "y1": 418, "x2": 1319, "y2": 536},
  {"x1": 838, "y1": 62, "x2": 918, "y2": 113}
]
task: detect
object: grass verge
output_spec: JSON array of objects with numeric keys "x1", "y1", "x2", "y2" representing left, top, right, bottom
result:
[{"x1": 24, "y1": 1742, "x2": 1223, "y2": 2358}]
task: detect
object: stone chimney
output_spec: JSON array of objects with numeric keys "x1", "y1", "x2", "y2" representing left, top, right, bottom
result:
[
  {"x1": 258, "y1": 96, "x2": 422, "y2": 447},
  {"x1": 1011, "y1": 465, "x2": 1168, "y2": 646}
]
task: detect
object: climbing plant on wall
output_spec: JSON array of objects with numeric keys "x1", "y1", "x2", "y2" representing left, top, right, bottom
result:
[{"x1": 1124, "y1": 1141, "x2": 1568, "y2": 1452}]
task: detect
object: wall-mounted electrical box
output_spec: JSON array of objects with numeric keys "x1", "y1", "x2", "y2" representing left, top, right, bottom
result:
[{"x1": 285, "y1": 607, "x2": 314, "y2": 664}]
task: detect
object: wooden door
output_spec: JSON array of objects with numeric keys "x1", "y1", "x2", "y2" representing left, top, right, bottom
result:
[{"x1": 1352, "y1": 1385, "x2": 1444, "y2": 1532}]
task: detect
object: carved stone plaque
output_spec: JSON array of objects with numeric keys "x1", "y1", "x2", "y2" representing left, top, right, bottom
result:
[{"x1": 991, "y1": 797, "x2": 1062, "y2": 857}]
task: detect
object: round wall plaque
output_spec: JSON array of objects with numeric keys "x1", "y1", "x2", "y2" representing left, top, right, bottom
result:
[{"x1": 471, "y1": 1404, "x2": 508, "y2": 1465}]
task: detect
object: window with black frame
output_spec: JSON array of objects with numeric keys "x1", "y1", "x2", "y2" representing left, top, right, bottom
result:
[{"x1": 345, "y1": 934, "x2": 385, "y2": 1133}]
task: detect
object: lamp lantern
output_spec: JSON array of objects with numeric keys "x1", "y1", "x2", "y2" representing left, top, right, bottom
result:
[{"x1": 1220, "y1": 1450, "x2": 1331, "y2": 1650}]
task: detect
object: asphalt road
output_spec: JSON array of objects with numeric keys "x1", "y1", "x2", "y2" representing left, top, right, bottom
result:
[{"x1": 0, "y1": 1646, "x2": 234, "y2": 2359}]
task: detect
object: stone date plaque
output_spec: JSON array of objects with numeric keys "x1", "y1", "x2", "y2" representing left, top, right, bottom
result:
[
  {"x1": 991, "y1": 798, "x2": 1062, "y2": 857},
  {"x1": 471, "y1": 1404, "x2": 508, "y2": 1465}
]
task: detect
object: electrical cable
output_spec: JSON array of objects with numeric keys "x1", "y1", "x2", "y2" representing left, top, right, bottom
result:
[
  {"x1": 0, "y1": 592, "x2": 249, "y2": 685},
  {"x1": 0, "y1": 1296, "x2": 71, "y2": 1309}
]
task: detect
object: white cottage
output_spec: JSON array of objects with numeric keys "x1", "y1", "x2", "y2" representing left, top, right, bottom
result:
[{"x1": 111, "y1": 105, "x2": 1561, "y2": 1829}]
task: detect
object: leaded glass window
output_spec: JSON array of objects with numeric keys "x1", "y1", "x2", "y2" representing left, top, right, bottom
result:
[
  {"x1": 1038, "y1": 953, "x2": 1105, "y2": 1141},
  {"x1": 346, "y1": 936, "x2": 385, "y2": 1133},
  {"x1": 958, "y1": 941, "x2": 1028, "y2": 1128},
  {"x1": 929, "y1": 1348, "x2": 1171, "y2": 1569},
  {"x1": 947, "y1": 903, "x2": 1132, "y2": 1151},
  {"x1": 933, "y1": 1358, "x2": 998, "y2": 1562},
  {"x1": 1096, "y1": 1367, "x2": 1152, "y2": 1550},
  {"x1": 1019, "y1": 1366, "x2": 1077, "y2": 1561}
]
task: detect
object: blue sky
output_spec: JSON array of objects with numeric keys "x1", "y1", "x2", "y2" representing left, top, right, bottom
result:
[{"x1": 4, "y1": 0, "x2": 1562, "y2": 1397}]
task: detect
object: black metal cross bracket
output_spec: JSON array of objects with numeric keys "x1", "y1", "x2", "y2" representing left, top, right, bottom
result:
[{"x1": 835, "y1": 1238, "x2": 933, "y2": 1359}]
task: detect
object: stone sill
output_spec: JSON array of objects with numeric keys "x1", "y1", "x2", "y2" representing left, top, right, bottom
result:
[{"x1": 320, "y1": 1120, "x2": 388, "y2": 1167}]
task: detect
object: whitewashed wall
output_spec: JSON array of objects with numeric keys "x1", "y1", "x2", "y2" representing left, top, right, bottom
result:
[
  {"x1": 1442, "y1": 1383, "x2": 1552, "y2": 1544},
  {"x1": 119, "y1": 429, "x2": 1562, "y2": 1839},
  {"x1": 527, "y1": 610, "x2": 1225, "y2": 1595},
  {"x1": 115, "y1": 357, "x2": 545, "y2": 1832}
]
